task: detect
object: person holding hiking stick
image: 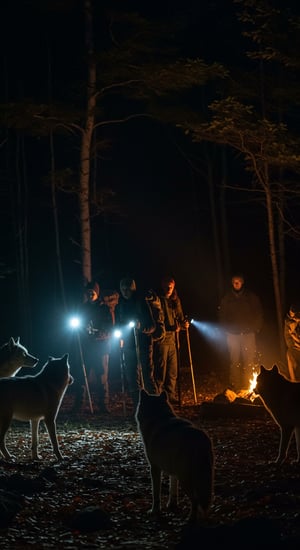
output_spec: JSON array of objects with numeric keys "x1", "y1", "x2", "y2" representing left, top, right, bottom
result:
[
  {"x1": 114, "y1": 277, "x2": 158, "y2": 413},
  {"x1": 153, "y1": 275, "x2": 189, "y2": 405}
]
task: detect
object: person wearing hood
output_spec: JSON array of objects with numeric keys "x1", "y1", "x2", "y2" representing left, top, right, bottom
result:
[{"x1": 218, "y1": 273, "x2": 263, "y2": 392}]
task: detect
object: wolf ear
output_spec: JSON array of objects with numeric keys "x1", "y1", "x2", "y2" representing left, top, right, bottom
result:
[
  {"x1": 62, "y1": 353, "x2": 69, "y2": 362},
  {"x1": 271, "y1": 364, "x2": 279, "y2": 373}
]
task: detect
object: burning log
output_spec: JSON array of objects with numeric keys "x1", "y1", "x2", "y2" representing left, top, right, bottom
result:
[{"x1": 198, "y1": 387, "x2": 268, "y2": 420}]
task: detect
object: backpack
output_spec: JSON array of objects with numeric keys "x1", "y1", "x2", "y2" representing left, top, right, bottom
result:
[{"x1": 146, "y1": 289, "x2": 166, "y2": 343}]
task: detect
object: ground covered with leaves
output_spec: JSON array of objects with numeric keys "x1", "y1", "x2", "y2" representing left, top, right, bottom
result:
[{"x1": 0, "y1": 371, "x2": 299, "y2": 549}]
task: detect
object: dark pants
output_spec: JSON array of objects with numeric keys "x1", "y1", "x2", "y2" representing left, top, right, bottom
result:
[
  {"x1": 122, "y1": 342, "x2": 157, "y2": 411},
  {"x1": 154, "y1": 331, "x2": 178, "y2": 402},
  {"x1": 73, "y1": 336, "x2": 110, "y2": 410}
]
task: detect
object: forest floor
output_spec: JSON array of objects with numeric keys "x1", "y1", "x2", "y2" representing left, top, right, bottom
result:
[{"x1": 0, "y1": 369, "x2": 299, "y2": 549}]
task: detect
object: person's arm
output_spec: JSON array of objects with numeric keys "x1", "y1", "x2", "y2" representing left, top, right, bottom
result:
[{"x1": 139, "y1": 298, "x2": 156, "y2": 335}]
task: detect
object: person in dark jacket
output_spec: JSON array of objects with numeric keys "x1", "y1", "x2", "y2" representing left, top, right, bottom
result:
[
  {"x1": 115, "y1": 277, "x2": 158, "y2": 412},
  {"x1": 153, "y1": 275, "x2": 189, "y2": 404},
  {"x1": 218, "y1": 273, "x2": 263, "y2": 391},
  {"x1": 72, "y1": 281, "x2": 117, "y2": 414},
  {"x1": 284, "y1": 302, "x2": 300, "y2": 381}
]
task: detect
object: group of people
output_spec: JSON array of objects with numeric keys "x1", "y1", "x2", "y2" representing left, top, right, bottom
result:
[
  {"x1": 72, "y1": 275, "x2": 189, "y2": 415},
  {"x1": 72, "y1": 270, "x2": 300, "y2": 414}
]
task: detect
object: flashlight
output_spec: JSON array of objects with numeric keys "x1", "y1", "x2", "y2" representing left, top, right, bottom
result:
[
  {"x1": 69, "y1": 316, "x2": 81, "y2": 329},
  {"x1": 114, "y1": 329, "x2": 122, "y2": 338}
]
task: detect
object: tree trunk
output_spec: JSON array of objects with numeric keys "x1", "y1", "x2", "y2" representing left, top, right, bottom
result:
[
  {"x1": 80, "y1": 0, "x2": 96, "y2": 285},
  {"x1": 264, "y1": 170, "x2": 285, "y2": 360}
]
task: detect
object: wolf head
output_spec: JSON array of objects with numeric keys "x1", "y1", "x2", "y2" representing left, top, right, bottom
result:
[
  {"x1": 254, "y1": 364, "x2": 283, "y2": 397},
  {"x1": 0, "y1": 336, "x2": 39, "y2": 378},
  {"x1": 41, "y1": 354, "x2": 74, "y2": 388},
  {"x1": 136, "y1": 389, "x2": 174, "y2": 424}
]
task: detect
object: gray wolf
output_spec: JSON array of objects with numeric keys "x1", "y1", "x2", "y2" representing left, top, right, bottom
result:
[
  {"x1": 254, "y1": 364, "x2": 300, "y2": 463},
  {"x1": 0, "y1": 354, "x2": 73, "y2": 461},
  {"x1": 135, "y1": 389, "x2": 214, "y2": 523},
  {"x1": 0, "y1": 336, "x2": 39, "y2": 378}
]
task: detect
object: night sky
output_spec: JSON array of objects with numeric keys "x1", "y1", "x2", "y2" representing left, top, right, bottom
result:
[{"x1": 0, "y1": 0, "x2": 299, "y2": 371}]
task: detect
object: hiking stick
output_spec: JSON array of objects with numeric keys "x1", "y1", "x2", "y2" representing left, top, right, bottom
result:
[
  {"x1": 185, "y1": 325, "x2": 197, "y2": 404},
  {"x1": 76, "y1": 332, "x2": 94, "y2": 414},
  {"x1": 119, "y1": 339, "x2": 127, "y2": 416},
  {"x1": 175, "y1": 330, "x2": 182, "y2": 409}
]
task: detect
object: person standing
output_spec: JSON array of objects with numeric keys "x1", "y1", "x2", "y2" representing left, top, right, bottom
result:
[
  {"x1": 153, "y1": 275, "x2": 189, "y2": 404},
  {"x1": 284, "y1": 302, "x2": 300, "y2": 381},
  {"x1": 115, "y1": 277, "x2": 158, "y2": 413},
  {"x1": 218, "y1": 273, "x2": 263, "y2": 392},
  {"x1": 73, "y1": 281, "x2": 117, "y2": 414}
]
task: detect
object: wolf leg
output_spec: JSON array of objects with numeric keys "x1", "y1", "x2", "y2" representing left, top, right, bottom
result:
[
  {"x1": 31, "y1": 419, "x2": 42, "y2": 460},
  {"x1": 276, "y1": 426, "x2": 294, "y2": 463},
  {"x1": 150, "y1": 464, "x2": 162, "y2": 515},
  {"x1": 167, "y1": 475, "x2": 178, "y2": 510},
  {"x1": 0, "y1": 416, "x2": 13, "y2": 460},
  {"x1": 44, "y1": 417, "x2": 63, "y2": 460}
]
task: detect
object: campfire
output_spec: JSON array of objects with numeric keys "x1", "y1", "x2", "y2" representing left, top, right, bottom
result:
[
  {"x1": 198, "y1": 371, "x2": 266, "y2": 419},
  {"x1": 220, "y1": 371, "x2": 259, "y2": 404}
]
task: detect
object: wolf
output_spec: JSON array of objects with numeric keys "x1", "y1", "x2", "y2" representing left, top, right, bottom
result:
[
  {"x1": 254, "y1": 364, "x2": 300, "y2": 463},
  {"x1": 0, "y1": 336, "x2": 39, "y2": 378},
  {"x1": 0, "y1": 354, "x2": 73, "y2": 461},
  {"x1": 135, "y1": 389, "x2": 214, "y2": 523}
]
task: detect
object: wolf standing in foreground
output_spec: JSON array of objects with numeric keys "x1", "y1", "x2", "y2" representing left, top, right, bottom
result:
[
  {"x1": 135, "y1": 389, "x2": 214, "y2": 523},
  {"x1": 0, "y1": 336, "x2": 39, "y2": 378},
  {"x1": 0, "y1": 354, "x2": 73, "y2": 461},
  {"x1": 254, "y1": 364, "x2": 300, "y2": 463}
]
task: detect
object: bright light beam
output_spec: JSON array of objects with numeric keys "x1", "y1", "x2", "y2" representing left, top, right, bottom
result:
[{"x1": 191, "y1": 319, "x2": 223, "y2": 343}]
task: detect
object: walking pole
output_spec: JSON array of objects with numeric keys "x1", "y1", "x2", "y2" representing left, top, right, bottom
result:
[
  {"x1": 119, "y1": 339, "x2": 127, "y2": 417},
  {"x1": 175, "y1": 330, "x2": 182, "y2": 409},
  {"x1": 185, "y1": 324, "x2": 197, "y2": 404},
  {"x1": 76, "y1": 332, "x2": 94, "y2": 414}
]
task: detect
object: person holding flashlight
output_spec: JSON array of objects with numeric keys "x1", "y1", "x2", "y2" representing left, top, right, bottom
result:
[
  {"x1": 72, "y1": 281, "x2": 117, "y2": 414},
  {"x1": 115, "y1": 277, "x2": 158, "y2": 413}
]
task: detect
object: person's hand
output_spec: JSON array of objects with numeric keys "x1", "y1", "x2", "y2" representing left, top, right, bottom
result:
[{"x1": 142, "y1": 326, "x2": 153, "y2": 335}]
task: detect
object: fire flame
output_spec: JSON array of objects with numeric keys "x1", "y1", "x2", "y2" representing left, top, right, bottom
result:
[{"x1": 248, "y1": 371, "x2": 258, "y2": 402}]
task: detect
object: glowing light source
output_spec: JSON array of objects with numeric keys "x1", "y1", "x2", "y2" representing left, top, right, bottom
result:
[{"x1": 69, "y1": 316, "x2": 81, "y2": 329}]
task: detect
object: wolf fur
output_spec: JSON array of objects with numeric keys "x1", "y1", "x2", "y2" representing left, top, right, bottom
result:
[
  {"x1": 255, "y1": 364, "x2": 300, "y2": 463},
  {"x1": 0, "y1": 336, "x2": 38, "y2": 378},
  {"x1": 0, "y1": 354, "x2": 73, "y2": 461},
  {"x1": 135, "y1": 389, "x2": 214, "y2": 523}
]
